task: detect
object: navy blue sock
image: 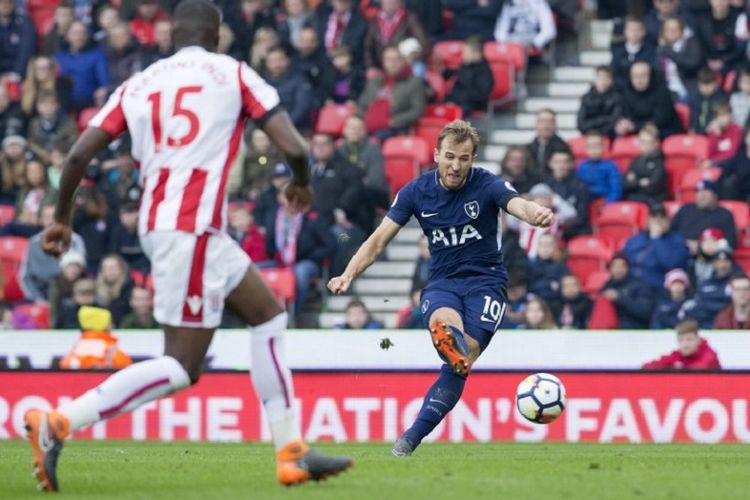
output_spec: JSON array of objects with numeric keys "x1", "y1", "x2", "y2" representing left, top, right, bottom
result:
[
  {"x1": 402, "y1": 364, "x2": 467, "y2": 447},
  {"x1": 448, "y1": 325, "x2": 469, "y2": 354}
]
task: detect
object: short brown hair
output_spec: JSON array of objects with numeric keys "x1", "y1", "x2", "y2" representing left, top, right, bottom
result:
[
  {"x1": 676, "y1": 319, "x2": 699, "y2": 335},
  {"x1": 639, "y1": 123, "x2": 659, "y2": 140},
  {"x1": 464, "y1": 36, "x2": 482, "y2": 53},
  {"x1": 437, "y1": 120, "x2": 480, "y2": 154},
  {"x1": 713, "y1": 102, "x2": 732, "y2": 116}
]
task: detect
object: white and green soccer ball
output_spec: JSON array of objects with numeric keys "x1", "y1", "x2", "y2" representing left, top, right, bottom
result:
[{"x1": 516, "y1": 373, "x2": 567, "y2": 424}]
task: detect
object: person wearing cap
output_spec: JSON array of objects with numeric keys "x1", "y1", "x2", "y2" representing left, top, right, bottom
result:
[
  {"x1": 642, "y1": 319, "x2": 721, "y2": 370},
  {"x1": 47, "y1": 249, "x2": 86, "y2": 327},
  {"x1": 363, "y1": 0, "x2": 429, "y2": 71},
  {"x1": 691, "y1": 228, "x2": 729, "y2": 285},
  {"x1": 684, "y1": 246, "x2": 736, "y2": 328},
  {"x1": 55, "y1": 278, "x2": 97, "y2": 329},
  {"x1": 713, "y1": 274, "x2": 750, "y2": 329},
  {"x1": 399, "y1": 37, "x2": 427, "y2": 80},
  {"x1": 671, "y1": 179, "x2": 737, "y2": 252},
  {"x1": 601, "y1": 253, "x2": 655, "y2": 329},
  {"x1": 60, "y1": 306, "x2": 133, "y2": 370},
  {"x1": 446, "y1": 36, "x2": 493, "y2": 118},
  {"x1": 650, "y1": 268, "x2": 692, "y2": 329},
  {"x1": 622, "y1": 203, "x2": 689, "y2": 290}
]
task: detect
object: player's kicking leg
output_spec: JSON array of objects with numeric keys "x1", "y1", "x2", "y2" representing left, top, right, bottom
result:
[
  {"x1": 392, "y1": 307, "x2": 480, "y2": 457},
  {"x1": 224, "y1": 263, "x2": 352, "y2": 484}
]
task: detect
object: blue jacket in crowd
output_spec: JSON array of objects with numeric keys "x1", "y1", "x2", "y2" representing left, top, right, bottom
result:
[
  {"x1": 685, "y1": 273, "x2": 732, "y2": 328},
  {"x1": 604, "y1": 275, "x2": 655, "y2": 329},
  {"x1": 650, "y1": 293, "x2": 690, "y2": 329},
  {"x1": 527, "y1": 258, "x2": 569, "y2": 302},
  {"x1": 576, "y1": 159, "x2": 622, "y2": 203},
  {"x1": 623, "y1": 231, "x2": 690, "y2": 290},
  {"x1": 54, "y1": 46, "x2": 110, "y2": 107},
  {"x1": 0, "y1": 9, "x2": 35, "y2": 77}
]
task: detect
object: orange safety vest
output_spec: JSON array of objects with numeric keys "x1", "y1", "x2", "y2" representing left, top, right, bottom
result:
[{"x1": 60, "y1": 331, "x2": 133, "y2": 370}]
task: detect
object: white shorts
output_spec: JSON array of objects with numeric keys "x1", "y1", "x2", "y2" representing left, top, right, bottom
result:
[{"x1": 140, "y1": 231, "x2": 251, "y2": 328}]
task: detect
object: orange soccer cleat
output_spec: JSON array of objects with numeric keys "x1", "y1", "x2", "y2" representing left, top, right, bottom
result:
[
  {"x1": 24, "y1": 409, "x2": 70, "y2": 492},
  {"x1": 276, "y1": 439, "x2": 353, "y2": 486},
  {"x1": 429, "y1": 321, "x2": 471, "y2": 375}
]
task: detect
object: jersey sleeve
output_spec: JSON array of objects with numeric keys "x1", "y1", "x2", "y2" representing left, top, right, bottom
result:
[
  {"x1": 238, "y1": 61, "x2": 281, "y2": 124},
  {"x1": 491, "y1": 177, "x2": 520, "y2": 212},
  {"x1": 386, "y1": 182, "x2": 415, "y2": 226},
  {"x1": 88, "y1": 83, "x2": 128, "y2": 138}
]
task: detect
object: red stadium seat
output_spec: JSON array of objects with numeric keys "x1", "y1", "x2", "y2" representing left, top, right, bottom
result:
[
  {"x1": 487, "y1": 61, "x2": 515, "y2": 106},
  {"x1": 483, "y1": 41, "x2": 527, "y2": 71},
  {"x1": 27, "y1": 0, "x2": 57, "y2": 36},
  {"x1": 584, "y1": 271, "x2": 611, "y2": 298},
  {"x1": 383, "y1": 136, "x2": 431, "y2": 195},
  {"x1": 718, "y1": 200, "x2": 750, "y2": 233},
  {"x1": 13, "y1": 302, "x2": 50, "y2": 329},
  {"x1": 425, "y1": 70, "x2": 448, "y2": 102},
  {"x1": 260, "y1": 268, "x2": 296, "y2": 305},
  {"x1": 0, "y1": 236, "x2": 29, "y2": 264},
  {"x1": 595, "y1": 201, "x2": 649, "y2": 248},
  {"x1": 588, "y1": 197, "x2": 605, "y2": 228},
  {"x1": 314, "y1": 103, "x2": 355, "y2": 137},
  {"x1": 415, "y1": 117, "x2": 450, "y2": 151},
  {"x1": 424, "y1": 103, "x2": 463, "y2": 121},
  {"x1": 611, "y1": 135, "x2": 640, "y2": 174},
  {"x1": 678, "y1": 167, "x2": 722, "y2": 202},
  {"x1": 567, "y1": 135, "x2": 611, "y2": 165},
  {"x1": 77, "y1": 107, "x2": 101, "y2": 132},
  {"x1": 663, "y1": 134, "x2": 709, "y2": 198},
  {"x1": 432, "y1": 41, "x2": 465, "y2": 71},
  {"x1": 566, "y1": 235, "x2": 613, "y2": 283},
  {"x1": 674, "y1": 103, "x2": 690, "y2": 132},
  {"x1": 723, "y1": 70, "x2": 737, "y2": 94},
  {"x1": 663, "y1": 200, "x2": 682, "y2": 218},
  {"x1": 0, "y1": 205, "x2": 15, "y2": 226},
  {"x1": 0, "y1": 236, "x2": 29, "y2": 302}
]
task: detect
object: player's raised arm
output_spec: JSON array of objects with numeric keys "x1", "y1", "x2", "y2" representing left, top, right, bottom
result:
[
  {"x1": 506, "y1": 197, "x2": 555, "y2": 228},
  {"x1": 327, "y1": 217, "x2": 403, "y2": 295}
]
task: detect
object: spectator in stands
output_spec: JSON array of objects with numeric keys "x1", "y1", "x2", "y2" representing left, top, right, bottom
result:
[
  {"x1": 231, "y1": 203, "x2": 268, "y2": 263},
  {"x1": 250, "y1": 27, "x2": 280, "y2": 71},
  {"x1": 294, "y1": 27, "x2": 334, "y2": 109},
  {"x1": 522, "y1": 295, "x2": 557, "y2": 329},
  {"x1": 601, "y1": 254, "x2": 655, "y2": 329},
  {"x1": 143, "y1": 18, "x2": 173, "y2": 64},
  {"x1": 611, "y1": 17, "x2": 656, "y2": 90},
  {"x1": 43, "y1": 2, "x2": 75, "y2": 56},
  {"x1": 277, "y1": 0, "x2": 314, "y2": 52},
  {"x1": 623, "y1": 203, "x2": 690, "y2": 290},
  {"x1": 501, "y1": 146, "x2": 541, "y2": 195},
  {"x1": 577, "y1": 65, "x2": 621, "y2": 138},
  {"x1": 108, "y1": 201, "x2": 148, "y2": 274},
  {"x1": 617, "y1": 61, "x2": 683, "y2": 138},
  {"x1": 27, "y1": 91, "x2": 78, "y2": 165},
  {"x1": 226, "y1": 0, "x2": 274, "y2": 62},
  {"x1": 551, "y1": 274, "x2": 592, "y2": 329},
  {"x1": 657, "y1": 15, "x2": 703, "y2": 102},
  {"x1": 447, "y1": 36, "x2": 493, "y2": 118},
  {"x1": 411, "y1": 235, "x2": 430, "y2": 291},
  {"x1": 364, "y1": 0, "x2": 429, "y2": 71},
  {"x1": 494, "y1": 0, "x2": 556, "y2": 50},
  {"x1": 690, "y1": 68, "x2": 726, "y2": 134},
  {"x1": 120, "y1": 286, "x2": 159, "y2": 329},
  {"x1": 20, "y1": 202, "x2": 87, "y2": 301},
  {"x1": 129, "y1": 0, "x2": 170, "y2": 48},
  {"x1": 527, "y1": 108, "x2": 572, "y2": 177},
  {"x1": 642, "y1": 319, "x2": 721, "y2": 369},
  {"x1": 328, "y1": 44, "x2": 365, "y2": 104},
  {"x1": 730, "y1": 68, "x2": 750, "y2": 127},
  {"x1": 60, "y1": 306, "x2": 133, "y2": 369},
  {"x1": 444, "y1": 0, "x2": 503, "y2": 41},
  {"x1": 47, "y1": 142, "x2": 68, "y2": 191},
  {"x1": 646, "y1": 0, "x2": 697, "y2": 45},
  {"x1": 0, "y1": 134, "x2": 28, "y2": 203},
  {"x1": 504, "y1": 183, "x2": 572, "y2": 258},
  {"x1": 56, "y1": 278, "x2": 97, "y2": 329},
  {"x1": 264, "y1": 45, "x2": 313, "y2": 130},
  {"x1": 546, "y1": 149, "x2": 590, "y2": 238},
  {"x1": 622, "y1": 124, "x2": 667, "y2": 204},
  {"x1": 48, "y1": 249, "x2": 86, "y2": 328},
  {"x1": 690, "y1": 229, "x2": 736, "y2": 285},
  {"x1": 397, "y1": 283, "x2": 425, "y2": 329},
  {"x1": 528, "y1": 233, "x2": 569, "y2": 302},
  {"x1": 501, "y1": 222, "x2": 529, "y2": 282},
  {"x1": 0, "y1": 85, "x2": 25, "y2": 142},
  {"x1": 339, "y1": 115, "x2": 389, "y2": 211},
  {"x1": 21, "y1": 56, "x2": 73, "y2": 116},
  {"x1": 105, "y1": 22, "x2": 145, "y2": 88},
  {"x1": 217, "y1": 23, "x2": 241, "y2": 60},
  {"x1": 706, "y1": 102, "x2": 742, "y2": 162},
  {"x1": 719, "y1": 128, "x2": 750, "y2": 203},
  {"x1": 94, "y1": 5, "x2": 122, "y2": 43},
  {"x1": 399, "y1": 37, "x2": 427, "y2": 80},
  {"x1": 73, "y1": 186, "x2": 114, "y2": 273},
  {"x1": 686, "y1": 246, "x2": 734, "y2": 327},
  {"x1": 500, "y1": 271, "x2": 528, "y2": 329},
  {"x1": 314, "y1": 0, "x2": 367, "y2": 63},
  {"x1": 0, "y1": 0, "x2": 35, "y2": 82},
  {"x1": 339, "y1": 298, "x2": 384, "y2": 329},
  {"x1": 694, "y1": 0, "x2": 741, "y2": 76},
  {"x1": 253, "y1": 161, "x2": 291, "y2": 231},
  {"x1": 357, "y1": 46, "x2": 425, "y2": 140},
  {"x1": 577, "y1": 130, "x2": 622, "y2": 203},
  {"x1": 14, "y1": 158, "x2": 56, "y2": 225},
  {"x1": 672, "y1": 179, "x2": 737, "y2": 252},
  {"x1": 95, "y1": 254, "x2": 133, "y2": 326},
  {"x1": 404, "y1": 0, "x2": 443, "y2": 40},
  {"x1": 230, "y1": 129, "x2": 282, "y2": 200},
  {"x1": 54, "y1": 21, "x2": 110, "y2": 111},
  {"x1": 713, "y1": 274, "x2": 750, "y2": 328},
  {"x1": 651, "y1": 268, "x2": 691, "y2": 329}
]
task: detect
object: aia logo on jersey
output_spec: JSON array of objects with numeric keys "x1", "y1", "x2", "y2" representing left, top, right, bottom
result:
[{"x1": 464, "y1": 201, "x2": 479, "y2": 219}]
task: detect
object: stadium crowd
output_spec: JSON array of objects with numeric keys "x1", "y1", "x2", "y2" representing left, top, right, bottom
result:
[{"x1": 0, "y1": 0, "x2": 748, "y2": 335}]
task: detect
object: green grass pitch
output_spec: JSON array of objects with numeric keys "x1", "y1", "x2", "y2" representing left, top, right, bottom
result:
[{"x1": 0, "y1": 441, "x2": 748, "y2": 499}]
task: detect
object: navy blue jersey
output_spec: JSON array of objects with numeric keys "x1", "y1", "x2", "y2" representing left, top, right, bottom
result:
[{"x1": 387, "y1": 167, "x2": 519, "y2": 284}]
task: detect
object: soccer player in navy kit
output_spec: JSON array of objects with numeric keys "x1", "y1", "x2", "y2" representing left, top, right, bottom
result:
[{"x1": 328, "y1": 120, "x2": 554, "y2": 456}]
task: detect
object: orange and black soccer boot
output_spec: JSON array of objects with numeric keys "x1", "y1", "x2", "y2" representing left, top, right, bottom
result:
[
  {"x1": 24, "y1": 409, "x2": 70, "y2": 492},
  {"x1": 429, "y1": 321, "x2": 471, "y2": 375},
  {"x1": 276, "y1": 439, "x2": 353, "y2": 486}
]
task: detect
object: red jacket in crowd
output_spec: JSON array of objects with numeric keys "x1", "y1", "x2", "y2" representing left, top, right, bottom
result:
[
  {"x1": 712, "y1": 304, "x2": 750, "y2": 329},
  {"x1": 642, "y1": 338, "x2": 721, "y2": 370}
]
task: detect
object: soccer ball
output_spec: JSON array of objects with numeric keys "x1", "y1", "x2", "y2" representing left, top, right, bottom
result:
[{"x1": 516, "y1": 373, "x2": 567, "y2": 424}]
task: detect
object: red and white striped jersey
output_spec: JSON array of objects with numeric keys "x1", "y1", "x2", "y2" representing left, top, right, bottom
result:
[{"x1": 89, "y1": 46, "x2": 280, "y2": 236}]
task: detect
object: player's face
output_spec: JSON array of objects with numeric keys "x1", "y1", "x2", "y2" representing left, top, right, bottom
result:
[{"x1": 436, "y1": 138, "x2": 475, "y2": 190}]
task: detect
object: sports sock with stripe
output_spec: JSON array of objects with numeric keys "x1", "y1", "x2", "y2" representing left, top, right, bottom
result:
[{"x1": 57, "y1": 356, "x2": 191, "y2": 432}]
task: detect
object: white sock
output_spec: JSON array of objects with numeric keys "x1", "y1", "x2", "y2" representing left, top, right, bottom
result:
[
  {"x1": 57, "y1": 356, "x2": 191, "y2": 432},
  {"x1": 250, "y1": 312, "x2": 301, "y2": 451}
]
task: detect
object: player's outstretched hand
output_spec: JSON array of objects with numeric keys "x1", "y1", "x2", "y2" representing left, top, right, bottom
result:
[
  {"x1": 41, "y1": 223, "x2": 72, "y2": 257},
  {"x1": 327, "y1": 275, "x2": 352, "y2": 295},
  {"x1": 283, "y1": 183, "x2": 313, "y2": 214},
  {"x1": 529, "y1": 204, "x2": 555, "y2": 228}
]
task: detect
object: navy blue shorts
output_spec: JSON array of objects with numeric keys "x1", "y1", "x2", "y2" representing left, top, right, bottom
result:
[{"x1": 420, "y1": 276, "x2": 508, "y2": 352}]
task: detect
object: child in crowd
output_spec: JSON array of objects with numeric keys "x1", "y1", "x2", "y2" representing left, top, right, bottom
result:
[
  {"x1": 623, "y1": 124, "x2": 667, "y2": 204},
  {"x1": 706, "y1": 102, "x2": 742, "y2": 163},
  {"x1": 577, "y1": 65, "x2": 621, "y2": 138},
  {"x1": 650, "y1": 268, "x2": 692, "y2": 329},
  {"x1": 551, "y1": 274, "x2": 593, "y2": 329},
  {"x1": 576, "y1": 131, "x2": 622, "y2": 203},
  {"x1": 329, "y1": 44, "x2": 365, "y2": 105},
  {"x1": 690, "y1": 67, "x2": 726, "y2": 134},
  {"x1": 527, "y1": 233, "x2": 569, "y2": 303},
  {"x1": 729, "y1": 68, "x2": 750, "y2": 127}
]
